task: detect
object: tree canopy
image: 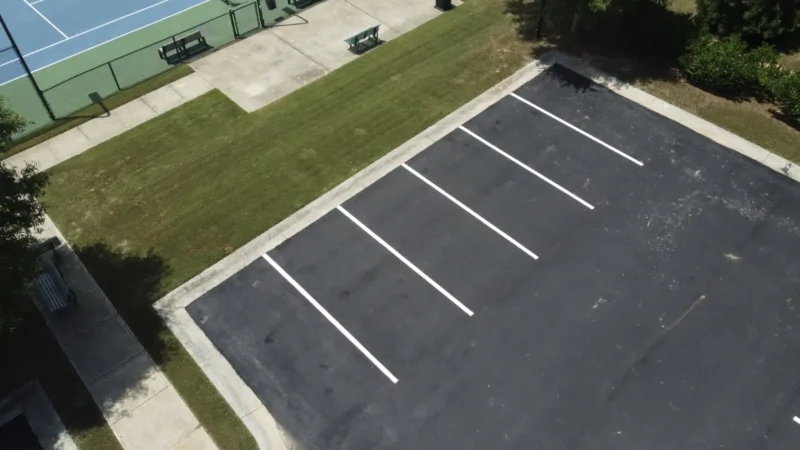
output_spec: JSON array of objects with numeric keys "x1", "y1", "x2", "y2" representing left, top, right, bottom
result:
[
  {"x1": 697, "y1": 0, "x2": 800, "y2": 42},
  {"x1": 0, "y1": 98, "x2": 47, "y2": 334}
]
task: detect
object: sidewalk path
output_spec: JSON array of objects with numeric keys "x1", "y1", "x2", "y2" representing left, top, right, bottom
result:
[
  {"x1": 3, "y1": 73, "x2": 213, "y2": 172},
  {"x1": 35, "y1": 216, "x2": 217, "y2": 450},
  {"x1": 192, "y1": 0, "x2": 459, "y2": 112}
]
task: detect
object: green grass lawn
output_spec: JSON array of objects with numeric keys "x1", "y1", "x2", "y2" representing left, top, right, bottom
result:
[
  {"x1": 39, "y1": 0, "x2": 800, "y2": 447},
  {"x1": 0, "y1": 307, "x2": 121, "y2": 450}
]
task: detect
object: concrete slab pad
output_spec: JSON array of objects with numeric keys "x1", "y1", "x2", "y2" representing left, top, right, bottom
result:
[
  {"x1": 112, "y1": 387, "x2": 198, "y2": 450},
  {"x1": 171, "y1": 426, "x2": 216, "y2": 450},
  {"x1": 57, "y1": 314, "x2": 143, "y2": 384},
  {"x1": 1, "y1": 141, "x2": 59, "y2": 171},
  {"x1": 345, "y1": 0, "x2": 442, "y2": 34},
  {"x1": 192, "y1": 32, "x2": 326, "y2": 112},
  {"x1": 0, "y1": 382, "x2": 78, "y2": 450},
  {"x1": 141, "y1": 85, "x2": 186, "y2": 115},
  {"x1": 271, "y1": 0, "x2": 400, "y2": 72},
  {"x1": 77, "y1": 112, "x2": 127, "y2": 146},
  {"x1": 46, "y1": 128, "x2": 93, "y2": 165},
  {"x1": 113, "y1": 99, "x2": 158, "y2": 130},
  {"x1": 87, "y1": 352, "x2": 169, "y2": 425},
  {"x1": 170, "y1": 73, "x2": 214, "y2": 100}
]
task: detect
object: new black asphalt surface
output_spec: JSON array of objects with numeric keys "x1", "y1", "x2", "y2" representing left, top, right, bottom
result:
[{"x1": 188, "y1": 65, "x2": 800, "y2": 450}]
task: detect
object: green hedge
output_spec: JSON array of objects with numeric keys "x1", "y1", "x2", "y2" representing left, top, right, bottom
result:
[{"x1": 679, "y1": 34, "x2": 778, "y2": 97}]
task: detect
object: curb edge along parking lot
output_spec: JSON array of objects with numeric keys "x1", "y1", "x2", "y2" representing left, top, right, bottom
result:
[{"x1": 153, "y1": 50, "x2": 800, "y2": 450}]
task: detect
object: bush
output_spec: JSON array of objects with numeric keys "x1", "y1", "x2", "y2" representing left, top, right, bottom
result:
[
  {"x1": 679, "y1": 34, "x2": 779, "y2": 97},
  {"x1": 760, "y1": 66, "x2": 800, "y2": 121},
  {"x1": 697, "y1": 0, "x2": 800, "y2": 43}
]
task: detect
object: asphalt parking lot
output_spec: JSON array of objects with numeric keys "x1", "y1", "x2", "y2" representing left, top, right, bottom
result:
[{"x1": 187, "y1": 64, "x2": 800, "y2": 450}]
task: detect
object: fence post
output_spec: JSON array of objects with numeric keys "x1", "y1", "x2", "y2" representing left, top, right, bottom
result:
[
  {"x1": 0, "y1": 14, "x2": 55, "y2": 120},
  {"x1": 172, "y1": 35, "x2": 182, "y2": 61},
  {"x1": 229, "y1": 9, "x2": 239, "y2": 38},
  {"x1": 108, "y1": 62, "x2": 122, "y2": 91},
  {"x1": 256, "y1": 1, "x2": 266, "y2": 28}
]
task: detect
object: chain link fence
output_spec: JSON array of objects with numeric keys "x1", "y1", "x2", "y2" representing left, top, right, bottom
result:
[{"x1": 2, "y1": 1, "x2": 267, "y2": 140}]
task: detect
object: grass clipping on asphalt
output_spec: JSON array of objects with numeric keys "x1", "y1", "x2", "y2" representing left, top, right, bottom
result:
[{"x1": 43, "y1": 1, "x2": 530, "y2": 448}]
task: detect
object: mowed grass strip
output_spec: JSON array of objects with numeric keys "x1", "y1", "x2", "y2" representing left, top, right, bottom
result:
[{"x1": 44, "y1": 1, "x2": 530, "y2": 448}]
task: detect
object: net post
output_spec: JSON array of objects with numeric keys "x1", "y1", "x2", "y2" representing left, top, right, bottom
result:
[
  {"x1": 0, "y1": 14, "x2": 55, "y2": 120},
  {"x1": 229, "y1": 8, "x2": 239, "y2": 38},
  {"x1": 256, "y1": 1, "x2": 266, "y2": 29},
  {"x1": 172, "y1": 35, "x2": 182, "y2": 61},
  {"x1": 108, "y1": 62, "x2": 122, "y2": 91}
]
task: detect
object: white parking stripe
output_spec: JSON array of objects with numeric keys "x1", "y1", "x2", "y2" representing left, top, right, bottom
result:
[
  {"x1": 402, "y1": 164, "x2": 539, "y2": 260},
  {"x1": 509, "y1": 92, "x2": 644, "y2": 166},
  {"x1": 262, "y1": 253, "x2": 399, "y2": 384},
  {"x1": 458, "y1": 126, "x2": 595, "y2": 210},
  {"x1": 337, "y1": 206, "x2": 475, "y2": 317}
]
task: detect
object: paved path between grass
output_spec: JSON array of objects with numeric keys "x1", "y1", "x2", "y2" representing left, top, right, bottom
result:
[
  {"x1": 191, "y1": 0, "x2": 462, "y2": 112},
  {"x1": 2, "y1": 73, "x2": 214, "y2": 172},
  {"x1": 34, "y1": 216, "x2": 217, "y2": 450}
]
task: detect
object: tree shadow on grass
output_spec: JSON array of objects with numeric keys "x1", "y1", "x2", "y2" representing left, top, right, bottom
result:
[{"x1": 505, "y1": 0, "x2": 696, "y2": 87}]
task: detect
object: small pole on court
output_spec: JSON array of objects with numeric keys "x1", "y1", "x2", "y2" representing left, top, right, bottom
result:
[{"x1": 0, "y1": 14, "x2": 55, "y2": 120}]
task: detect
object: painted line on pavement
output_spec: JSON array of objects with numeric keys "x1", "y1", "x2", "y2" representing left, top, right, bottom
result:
[
  {"x1": 510, "y1": 92, "x2": 644, "y2": 166},
  {"x1": 262, "y1": 253, "x2": 399, "y2": 384},
  {"x1": 402, "y1": 163, "x2": 539, "y2": 260},
  {"x1": 459, "y1": 126, "x2": 594, "y2": 210},
  {"x1": 337, "y1": 205, "x2": 474, "y2": 317}
]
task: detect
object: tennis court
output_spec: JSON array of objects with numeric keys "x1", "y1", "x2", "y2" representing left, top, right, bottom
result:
[{"x1": 0, "y1": 0, "x2": 212, "y2": 86}]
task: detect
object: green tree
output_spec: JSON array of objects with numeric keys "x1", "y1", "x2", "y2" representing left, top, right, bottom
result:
[
  {"x1": 697, "y1": 0, "x2": 800, "y2": 42},
  {"x1": 0, "y1": 98, "x2": 47, "y2": 334}
]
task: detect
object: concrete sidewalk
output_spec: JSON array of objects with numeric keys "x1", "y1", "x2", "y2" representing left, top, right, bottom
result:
[
  {"x1": 192, "y1": 0, "x2": 459, "y2": 112},
  {"x1": 2, "y1": 73, "x2": 213, "y2": 172},
  {"x1": 35, "y1": 216, "x2": 217, "y2": 450}
]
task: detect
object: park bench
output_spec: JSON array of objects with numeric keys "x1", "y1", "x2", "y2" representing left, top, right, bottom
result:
[
  {"x1": 344, "y1": 25, "x2": 380, "y2": 54},
  {"x1": 288, "y1": 0, "x2": 316, "y2": 9},
  {"x1": 158, "y1": 31, "x2": 208, "y2": 62},
  {"x1": 32, "y1": 237, "x2": 77, "y2": 313}
]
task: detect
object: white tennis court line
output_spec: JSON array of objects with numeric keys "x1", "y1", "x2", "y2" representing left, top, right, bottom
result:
[
  {"x1": 458, "y1": 126, "x2": 595, "y2": 210},
  {"x1": 262, "y1": 253, "x2": 399, "y2": 384},
  {"x1": 794, "y1": 416, "x2": 800, "y2": 425},
  {"x1": 509, "y1": 92, "x2": 644, "y2": 167},
  {"x1": 402, "y1": 164, "x2": 539, "y2": 260},
  {"x1": 29, "y1": 0, "x2": 45, "y2": 5},
  {"x1": 2, "y1": 0, "x2": 176, "y2": 68},
  {"x1": 0, "y1": 0, "x2": 210, "y2": 87},
  {"x1": 337, "y1": 205, "x2": 475, "y2": 317},
  {"x1": 23, "y1": 0, "x2": 68, "y2": 39}
]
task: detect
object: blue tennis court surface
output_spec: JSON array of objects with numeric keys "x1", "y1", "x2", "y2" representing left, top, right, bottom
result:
[{"x1": 0, "y1": 0, "x2": 210, "y2": 85}]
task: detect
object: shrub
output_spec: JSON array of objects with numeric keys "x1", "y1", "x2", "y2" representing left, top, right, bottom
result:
[
  {"x1": 679, "y1": 34, "x2": 779, "y2": 97},
  {"x1": 697, "y1": 0, "x2": 800, "y2": 43},
  {"x1": 761, "y1": 66, "x2": 800, "y2": 121}
]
